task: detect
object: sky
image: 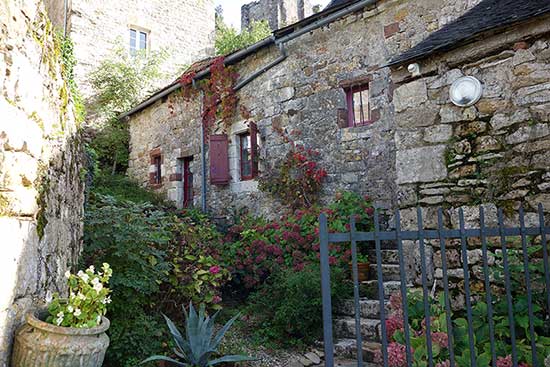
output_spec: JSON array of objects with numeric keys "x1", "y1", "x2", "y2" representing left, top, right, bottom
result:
[{"x1": 214, "y1": 0, "x2": 331, "y2": 31}]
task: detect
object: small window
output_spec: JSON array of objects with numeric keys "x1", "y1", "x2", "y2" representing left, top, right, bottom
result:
[
  {"x1": 182, "y1": 157, "x2": 193, "y2": 208},
  {"x1": 345, "y1": 84, "x2": 371, "y2": 127},
  {"x1": 130, "y1": 28, "x2": 148, "y2": 55},
  {"x1": 239, "y1": 133, "x2": 253, "y2": 181},
  {"x1": 153, "y1": 155, "x2": 162, "y2": 185}
]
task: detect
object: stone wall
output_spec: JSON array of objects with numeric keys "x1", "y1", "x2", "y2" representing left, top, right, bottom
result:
[
  {"x1": 0, "y1": 1, "x2": 85, "y2": 364},
  {"x1": 241, "y1": 0, "x2": 313, "y2": 31},
  {"x1": 128, "y1": 0, "x2": 485, "y2": 221},
  {"x1": 68, "y1": 0, "x2": 215, "y2": 96},
  {"x1": 391, "y1": 17, "x2": 550, "y2": 292}
]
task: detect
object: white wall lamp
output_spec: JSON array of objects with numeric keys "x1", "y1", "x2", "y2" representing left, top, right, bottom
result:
[{"x1": 449, "y1": 76, "x2": 483, "y2": 107}]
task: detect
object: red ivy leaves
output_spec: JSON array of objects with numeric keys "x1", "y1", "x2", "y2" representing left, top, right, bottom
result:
[{"x1": 179, "y1": 57, "x2": 240, "y2": 137}]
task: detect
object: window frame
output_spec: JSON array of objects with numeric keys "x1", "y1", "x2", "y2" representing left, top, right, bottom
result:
[
  {"x1": 153, "y1": 155, "x2": 162, "y2": 185},
  {"x1": 182, "y1": 157, "x2": 193, "y2": 208},
  {"x1": 239, "y1": 132, "x2": 254, "y2": 181},
  {"x1": 345, "y1": 84, "x2": 372, "y2": 127},
  {"x1": 129, "y1": 28, "x2": 148, "y2": 55}
]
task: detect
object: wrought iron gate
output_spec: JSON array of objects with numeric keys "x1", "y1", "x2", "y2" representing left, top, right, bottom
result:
[{"x1": 319, "y1": 204, "x2": 550, "y2": 367}]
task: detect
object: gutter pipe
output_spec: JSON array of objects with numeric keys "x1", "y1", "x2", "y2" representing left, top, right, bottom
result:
[
  {"x1": 63, "y1": 0, "x2": 68, "y2": 37},
  {"x1": 274, "y1": 0, "x2": 376, "y2": 45}
]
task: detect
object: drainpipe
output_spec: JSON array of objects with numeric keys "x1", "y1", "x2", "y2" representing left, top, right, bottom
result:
[
  {"x1": 63, "y1": 0, "x2": 68, "y2": 37},
  {"x1": 199, "y1": 90, "x2": 207, "y2": 212}
]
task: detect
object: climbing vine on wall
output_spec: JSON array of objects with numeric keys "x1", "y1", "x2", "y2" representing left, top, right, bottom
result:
[
  {"x1": 179, "y1": 57, "x2": 240, "y2": 136},
  {"x1": 258, "y1": 127, "x2": 328, "y2": 209}
]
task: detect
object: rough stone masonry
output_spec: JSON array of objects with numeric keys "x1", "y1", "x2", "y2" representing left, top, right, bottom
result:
[{"x1": 0, "y1": 0, "x2": 85, "y2": 364}]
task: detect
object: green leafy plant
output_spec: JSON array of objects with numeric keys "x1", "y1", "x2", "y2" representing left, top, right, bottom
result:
[
  {"x1": 47, "y1": 263, "x2": 112, "y2": 328},
  {"x1": 245, "y1": 264, "x2": 352, "y2": 346},
  {"x1": 141, "y1": 303, "x2": 255, "y2": 366},
  {"x1": 215, "y1": 16, "x2": 271, "y2": 56},
  {"x1": 356, "y1": 253, "x2": 369, "y2": 263},
  {"x1": 88, "y1": 45, "x2": 166, "y2": 172}
]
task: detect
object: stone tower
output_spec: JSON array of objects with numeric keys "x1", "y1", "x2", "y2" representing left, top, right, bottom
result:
[
  {"x1": 241, "y1": 0, "x2": 313, "y2": 31},
  {"x1": 44, "y1": 0, "x2": 216, "y2": 96}
]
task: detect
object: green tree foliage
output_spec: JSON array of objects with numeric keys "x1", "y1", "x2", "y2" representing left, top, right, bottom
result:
[
  {"x1": 215, "y1": 19, "x2": 272, "y2": 56},
  {"x1": 88, "y1": 46, "x2": 166, "y2": 173}
]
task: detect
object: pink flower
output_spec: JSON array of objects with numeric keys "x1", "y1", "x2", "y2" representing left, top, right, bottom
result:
[
  {"x1": 212, "y1": 295, "x2": 222, "y2": 304},
  {"x1": 496, "y1": 356, "x2": 513, "y2": 367},
  {"x1": 209, "y1": 265, "x2": 221, "y2": 274},
  {"x1": 387, "y1": 342, "x2": 410, "y2": 367},
  {"x1": 431, "y1": 332, "x2": 449, "y2": 349},
  {"x1": 386, "y1": 314, "x2": 404, "y2": 340}
]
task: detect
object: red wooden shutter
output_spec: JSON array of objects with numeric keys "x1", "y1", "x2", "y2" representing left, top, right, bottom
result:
[
  {"x1": 249, "y1": 122, "x2": 259, "y2": 177},
  {"x1": 209, "y1": 134, "x2": 230, "y2": 185}
]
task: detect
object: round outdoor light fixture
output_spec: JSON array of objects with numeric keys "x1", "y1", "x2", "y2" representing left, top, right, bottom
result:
[{"x1": 449, "y1": 76, "x2": 483, "y2": 107}]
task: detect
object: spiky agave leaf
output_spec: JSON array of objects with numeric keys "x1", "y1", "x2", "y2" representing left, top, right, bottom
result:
[
  {"x1": 211, "y1": 312, "x2": 241, "y2": 350},
  {"x1": 208, "y1": 355, "x2": 257, "y2": 366},
  {"x1": 140, "y1": 355, "x2": 189, "y2": 366},
  {"x1": 162, "y1": 313, "x2": 191, "y2": 361}
]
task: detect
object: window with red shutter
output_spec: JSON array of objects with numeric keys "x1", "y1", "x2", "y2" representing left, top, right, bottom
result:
[{"x1": 209, "y1": 134, "x2": 230, "y2": 185}]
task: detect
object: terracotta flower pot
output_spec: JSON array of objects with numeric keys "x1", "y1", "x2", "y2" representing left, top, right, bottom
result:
[
  {"x1": 11, "y1": 309, "x2": 110, "y2": 367},
  {"x1": 349, "y1": 262, "x2": 369, "y2": 282}
]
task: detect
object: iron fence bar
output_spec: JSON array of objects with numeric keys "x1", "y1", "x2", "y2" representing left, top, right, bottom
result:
[
  {"x1": 498, "y1": 208, "x2": 518, "y2": 367},
  {"x1": 395, "y1": 209, "x2": 413, "y2": 367},
  {"x1": 319, "y1": 213, "x2": 334, "y2": 367},
  {"x1": 374, "y1": 209, "x2": 389, "y2": 367},
  {"x1": 417, "y1": 207, "x2": 434, "y2": 367},
  {"x1": 437, "y1": 208, "x2": 456, "y2": 367},
  {"x1": 519, "y1": 207, "x2": 538, "y2": 367},
  {"x1": 349, "y1": 216, "x2": 364, "y2": 367},
  {"x1": 459, "y1": 208, "x2": 477, "y2": 367},
  {"x1": 539, "y1": 204, "x2": 550, "y2": 320},
  {"x1": 327, "y1": 227, "x2": 550, "y2": 243},
  {"x1": 479, "y1": 206, "x2": 496, "y2": 367}
]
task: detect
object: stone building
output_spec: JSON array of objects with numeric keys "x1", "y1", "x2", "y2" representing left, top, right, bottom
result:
[
  {"x1": 123, "y1": 0, "x2": 549, "y2": 358},
  {"x1": 242, "y1": 0, "x2": 313, "y2": 31},
  {"x1": 43, "y1": 0, "x2": 215, "y2": 96},
  {"x1": 125, "y1": 0, "x2": 499, "y2": 219},
  {"x1": 0, "y1": 0, "x2": 85, "y2": 365}
]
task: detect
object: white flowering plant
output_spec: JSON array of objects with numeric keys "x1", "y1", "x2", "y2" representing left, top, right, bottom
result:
[{"x1": 46, "y1": 263, "x2": 113, "y2": 328}]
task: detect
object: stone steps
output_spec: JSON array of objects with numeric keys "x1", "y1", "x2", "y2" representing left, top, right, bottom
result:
[
  {"x1": 334, "y1": 338, "x2": 381, "y2": 364},
  {"x1": 337, "y1": 299, "x2": 389, "y2": 319},
  {"x1": 334, "y1": 317, "x2": 381, "y2": 342},
  {"x1": 368, "y1": 263, "x2": 401, "y2": 281},
  {"x1": 360, "y1": 280, "x2": 402, "y2": 299}
]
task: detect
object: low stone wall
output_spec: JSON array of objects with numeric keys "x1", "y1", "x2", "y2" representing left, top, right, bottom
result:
[{"x1": 0, "y1": 1, "x2": 84, "y2": 364}]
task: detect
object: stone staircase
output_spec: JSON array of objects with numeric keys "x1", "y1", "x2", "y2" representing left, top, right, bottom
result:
[{"x1": 333, "y1": 248, "x2": 402, "y2": 364}]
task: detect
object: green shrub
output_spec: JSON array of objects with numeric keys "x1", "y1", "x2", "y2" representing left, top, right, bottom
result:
[
  {"x1": 83, "y1": 194, "x2": 174, "y2": 366},
  {"x1": 83, "y1": 192, "x2": 229, "y2": 366},
  {"x1": 220, "y1": 191, "x2": 374, "y2": 289},
  {"x1": 246, "y1": 264, "x2": 352, "y2": 346}
]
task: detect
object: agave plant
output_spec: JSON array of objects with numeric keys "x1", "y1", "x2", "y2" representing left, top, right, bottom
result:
[{"x1": 141, "y1": 303, "x2": 254, "y2": 367}]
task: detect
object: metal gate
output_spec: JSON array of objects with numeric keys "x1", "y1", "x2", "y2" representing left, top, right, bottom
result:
[{"x1": 319, "y1": 204, "x2": 550, "y2": 367}]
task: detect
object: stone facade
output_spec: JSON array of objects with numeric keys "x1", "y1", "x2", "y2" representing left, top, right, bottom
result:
[
  {"x1": 390, "y1": 13, "x2": 550, "y2": 291},
  {"x1": 0, "y1": 1, "x2": 85, "y2": 365},
  {"x1": 44, "y1": 0, "x2": 215, "y2": 96},
  {"x1": 127, "y1": 0, "x2": 490, "y2": 222},
  {"x1": 241, "y1": 0, "x2": 313, "y2": 31}
]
